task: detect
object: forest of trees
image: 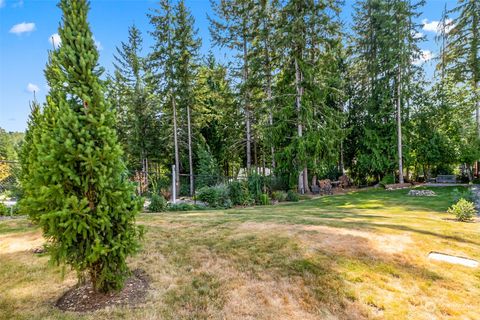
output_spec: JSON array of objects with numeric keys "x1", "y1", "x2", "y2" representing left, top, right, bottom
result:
[
  {"x1": 7, "y1": 0, "x2": 474, "y2": 197},
  {"x1": 107, "y1": 0, "x2": 479, "y2": 193},
  {"x1": 7, "y1": 0, "x2": 479, "y2": 295}
]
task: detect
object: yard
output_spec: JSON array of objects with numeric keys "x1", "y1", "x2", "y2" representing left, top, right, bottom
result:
[{"x1": 1, "y1": 187, "x2": 479, "y2": 320}]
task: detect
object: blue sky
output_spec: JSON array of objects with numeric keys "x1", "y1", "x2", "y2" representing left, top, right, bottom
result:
[{"x1": 0, "y1": 0, "x2": 454, "y2": 132}]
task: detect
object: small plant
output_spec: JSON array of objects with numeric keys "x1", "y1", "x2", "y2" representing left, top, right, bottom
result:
[
  {"x1": 379, "y1": 175, "x2": 395, "y2": 188},
  {"x1": 286, "y1": 190, "x2": 299, "y2": 202},
  {"x1": 228, "y1": 181, "x2": 253, "y2": 206},
  {"x1": 259, "y1": 193, "x2": 270, "y2": 205},
  {"x1": 0, "y1": 203, "x2": 9, "y2": 216},
  {"x1": 451, "y1": 188, "x2": 474, "y2": 203},
  {"x1": 197, "y1": 184, "x2": 231, "y2": 208},
  {"x1": 271, "y1": 191, "x2": 287, "y2": 202},
  {"x1": 148, "y1": 194, "x2": 167, "y2": 212},
  {"x1": 447, "y1": 198, "x2": 477, "y2": 222}
]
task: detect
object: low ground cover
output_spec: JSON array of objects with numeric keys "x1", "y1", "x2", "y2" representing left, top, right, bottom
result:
[{"x1": 1, "y1": 187, "x2": 479, "y2": 319}]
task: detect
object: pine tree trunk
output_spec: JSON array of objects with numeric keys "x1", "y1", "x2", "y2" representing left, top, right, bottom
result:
[
  {"x1": 340, "y1": 140, "x2": 345, "y2": 175},
  {"x1": 397, "y1": 64, "x2": 404, "y2": 184},
  {"x1": 187, "y1": 105, "x2": 194, "y2": 196},
  {"x1": 475, "y1": 80, "x2": 480, "y2": 178},
  {"x1": 172, "y1": 94, "x2": 180, "y2": 195},
  {"x1": 475, "y1": 80, "x2": 480, "y2": 139},
  {"x1": 263, "y1": 9, "x2": 275, "y2": 171},
  {"x1": 267, "y1": 76, "x2": 275, "y2": 171},
  {"x1": 295, "y1": 57, "x2": 307, "y2": 193},
  {"x1": 243, "y1": 35, "x2": 251, "y2": 172}
]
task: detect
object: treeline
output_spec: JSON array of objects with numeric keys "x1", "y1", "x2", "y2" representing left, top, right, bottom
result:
[
  {"x1": 0, "y1": 129, "x2": 24, "y2": 160},
  {"x1": 109, "y1": 0, "x2": 480, "y2": 193}
]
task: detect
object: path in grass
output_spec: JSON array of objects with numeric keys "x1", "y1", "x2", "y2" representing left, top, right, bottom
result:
[{"x1": 1, "y1": 187, "x2": 479, "y2": 320}]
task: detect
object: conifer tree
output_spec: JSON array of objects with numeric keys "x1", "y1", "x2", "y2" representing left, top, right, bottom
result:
[
  {"x1": 194, "y1": 54, "x2": 241, "y2": 176},
  {"x1": 149, "y1": 0, "x2": 181, "y2": 195},
  {"x1": 273, "y1": 0, "x2": 343, "y2": 192},
  {"x1": 173, "y1": 0, "x2": 201, "y2": 196},
  {"x1": 111, "y1": 25, "x2": 160, "y2": 170},
  {"x1": 20, "y1": 0, "x2": 143, "y2": 293},
  {"x1": 348, "y1": 0, "x2": 424, "y2": 183},
  {"x1": 443, "y1": 0, "x2": 480, "y2": 138},
  {"x1": 209, "y1": 0, "x2": 256, "y2": 171}
]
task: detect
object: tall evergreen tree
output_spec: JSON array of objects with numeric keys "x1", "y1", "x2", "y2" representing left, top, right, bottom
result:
[
  {"x1": 20, "y1": 0, "x2": 143, "y2": 293},
  {"x1": 209, "y1": 0, "x2": 256, "y2": 171},
  {"x1": 149, "y1": 0, "x2": 181, "y2": 195},
  {"x1": 173, "y1": 0, "x2": 201, "y2": 196},
  {"x1": 110, "y1": 25, "x2": 160, "y2": 170},
  {"x1": 443, "y1": 0, "x2": 480, "y2": 138},
  {"x1": 194, "y1": 54, "x2": 241, "y2": 177},
  {"x1": 348, "y1": 0, "x2": 424, "y2": 183},
  {"x1": 273, "y1": 0, "x2": 343, "y2": 192}
]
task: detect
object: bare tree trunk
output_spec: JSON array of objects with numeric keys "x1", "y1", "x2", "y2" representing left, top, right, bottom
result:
[
  {"x1": 397, "y1": 65, "x2": 404, "y2": 184},
  {"x1": 475, "y1": 81, "x2": 480, "y2": 178},
  {"x1": 267, "y1": 81, "x2": 275, "y2": 171},
  {"x1": 340, "y1": 140, "x2": 345, "y2": 175},
  {"x1": 187, "y1": 106, "x2": 194, "y2": 196},
  {"x1": 295, "y1": 58, "x2": 308, "y2": 193},
  {"x1": 263, "y1": 12, "x2": 275, "y2": 171},
  {"x1": 475, "y1": 81, "x2": 480, "y2": 139},
  {"x1": 243, "y1": 35, "x2": 251, "y2": 172},
  {"x1": 172, "y1": 95, "x2": 180, "y2": 195}
]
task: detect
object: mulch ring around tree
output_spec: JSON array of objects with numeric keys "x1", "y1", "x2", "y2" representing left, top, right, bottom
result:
[{"x1": 55, "y1": 269, "x2": 150, "y2": 312}]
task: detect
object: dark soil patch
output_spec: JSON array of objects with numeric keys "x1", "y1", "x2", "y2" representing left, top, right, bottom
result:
[{"x1": 55, "y1": 269, "x2": 150, "y2": 312}]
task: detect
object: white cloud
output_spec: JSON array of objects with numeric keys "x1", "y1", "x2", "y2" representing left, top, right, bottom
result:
[
  {"x1": 413, "y1": 32, "x2": 424, "y2": 39},
  {"x1": 27, "y1": 83, "x2": 40, "y2": 93},
  {"x1": 9, "y1": 22, "x2": 36, "y2": 35},
  {"x1": 93, "y1": 36, "x2": 103, "y2": 51},
  {"x1": 422, "y1": 19, "x2": 439, "y2": 32},
  {"x1": 0, "y1": 0, "x2": 5, "y2": 8},
  {"x1": 49, "y1": 33, "x2": 62, "y2": 48},
  {"x1": 12, "y1": 0, "x2": 23, "y2": 8},
  {"x1": 422, "y1": 18, "x2": 454, "y2": 33},
  {"x1": 414, "y1": 50, "x2": 435, "y2": 65}
]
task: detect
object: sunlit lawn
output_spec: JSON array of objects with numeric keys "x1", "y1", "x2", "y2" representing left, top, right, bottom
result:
[{"x1": 1, "y1": 187, "x2": 479, "y2": 319}]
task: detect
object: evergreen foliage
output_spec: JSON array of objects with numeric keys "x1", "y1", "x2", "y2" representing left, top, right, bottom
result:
[{"x1": 20, "y1": 0, "x2": 143, "y2": 293}]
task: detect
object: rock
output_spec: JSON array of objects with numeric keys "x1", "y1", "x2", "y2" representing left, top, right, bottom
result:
[
  {"x1": 408, "y1": 190, "x2": 436, "y2": 197},
  {"x1": 32, "y1": 247, "x2": 45, "y2": 254},
  {"x1": 339, "y1": 175, "x2": 351, "y2": 188},
  {"x1": 318, "y1": 179, "x2": 332, "y2": 195}
]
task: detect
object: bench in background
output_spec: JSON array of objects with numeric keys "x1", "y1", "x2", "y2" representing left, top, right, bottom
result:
[{"x1": 436, "y1": 175, "x2": 456, "y2": 183}]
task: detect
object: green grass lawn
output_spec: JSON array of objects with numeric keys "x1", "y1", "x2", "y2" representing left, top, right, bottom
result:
[{"x1": 1, "y1": 187, "x2": 479, "y2": 319}]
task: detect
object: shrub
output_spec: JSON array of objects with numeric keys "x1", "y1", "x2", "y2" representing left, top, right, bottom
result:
[
  {"x1": 286, "y1": 190, "x2": 300, "y2": 202},
  {"x1": 0, "y1": 203, "x2": 9, "y2": 216},
  {"x1": 228, "y1": 181, "x2": 253, "y2": 206},
  {"x1": 9, "y1": 204, "x2": 22, "y2": 216},
  {"x1": 447, "y1": 198, "x2": 477, "y2": 222},
  {"x1": 259, "y1": 193, "x2": 270, "y2": 205},
  {"x1": 451, "y1": 188, "x2": 474, "y2": 203},
  {"x1": 197, "y1": 185, "x2": 231, "y2": 208},
  {"x1": 148, "y1": 194, "x2": 167, "y2": 212},
  {"x1": 379, "y1": 175, "x2": 395, "y2": 187},
  {"x1": 248, "y1": 173, "x2": 264, "y2": 202},
  {"x1": 271, "y1": 191, "x2": 287, "y2": 202}
]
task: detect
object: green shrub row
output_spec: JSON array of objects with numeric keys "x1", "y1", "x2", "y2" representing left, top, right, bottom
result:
[{"x1": 0, "y1": 203, "x2": 23, "y2": 216}]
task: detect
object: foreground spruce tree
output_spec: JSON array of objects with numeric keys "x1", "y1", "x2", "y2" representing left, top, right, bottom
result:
[{"x1": 20, "y1": 0, "x2": 143, "y2": 293}]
